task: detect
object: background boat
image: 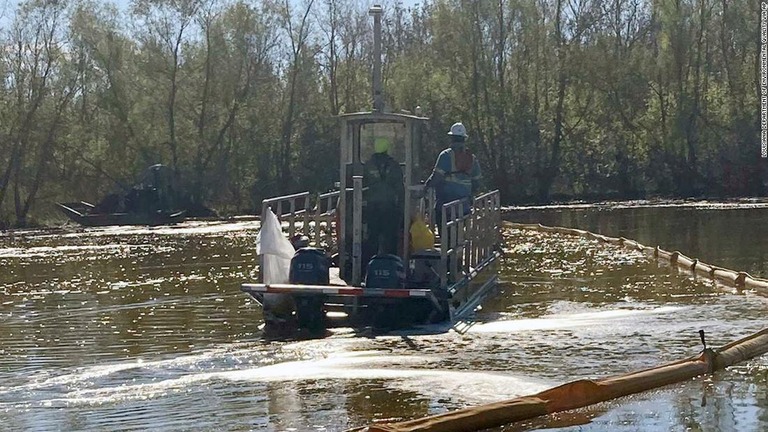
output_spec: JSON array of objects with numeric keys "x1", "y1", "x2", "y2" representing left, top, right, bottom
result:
[{"x1": 55, "y1": 201, "x2": 186, "y2": 227}]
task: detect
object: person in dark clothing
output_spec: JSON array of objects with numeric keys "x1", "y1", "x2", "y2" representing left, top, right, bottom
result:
[{"x1": 363, "y1": 137, "x2": 404, "y2": 264}]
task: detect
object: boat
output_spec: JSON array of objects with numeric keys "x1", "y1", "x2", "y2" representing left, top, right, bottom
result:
[
  {"x1": 55, "y1": 201, "x2": 186, "y2": 227},
  {"x1": 240, "y1": 5, "x2": 502, "y2": 333},
  {"x1": 56, "y1": 164, "x2": 187, "y2": 227}
]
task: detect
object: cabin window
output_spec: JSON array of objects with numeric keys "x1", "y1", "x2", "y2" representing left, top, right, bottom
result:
[{"x1": 359, "y1": 122, "x2": 406, "y2": 164}]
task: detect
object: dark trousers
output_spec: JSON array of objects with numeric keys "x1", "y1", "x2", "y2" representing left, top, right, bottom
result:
[{"x1": 364, "y1": 205, "x2": 400, "y2": 265}]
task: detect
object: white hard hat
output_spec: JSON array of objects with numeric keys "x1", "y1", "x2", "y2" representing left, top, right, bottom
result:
[{"x1": 447, "y1": 122, "x2": 467, "y2": 138}]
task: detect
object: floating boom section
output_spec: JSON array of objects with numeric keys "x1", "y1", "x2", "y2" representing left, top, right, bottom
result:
[{"x1": 353, "y1": 329, "x2": 768, "y2": 432}]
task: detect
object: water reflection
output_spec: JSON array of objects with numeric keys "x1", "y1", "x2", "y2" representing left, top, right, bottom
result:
[
  {"x1": 1, "y1": 213, "x2": 767, "y2": 431},
  {"x1": 506, "y1": 201, "x2": 768, "y2": 278}
]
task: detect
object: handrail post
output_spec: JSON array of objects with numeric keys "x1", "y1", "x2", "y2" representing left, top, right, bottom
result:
[
  {"x1": 313, "y1": 193, "x2": 322, "y2": 246},
  {"x1": 427, "y1": 188, "x2": 436, "y2": 231},
  {"x1": 303, "y1": 194, "x2": 311, "y2": 242},
  {"x1": 288, "y1": 198, "x2": 296, "y2": 240},
  {"x1": 451, "y1": 207, "x2": 459, "y2": 278},
  {"x1": 440, "y1": 202, "x2": 449, "y2": 289},
  {"x1": 352, "y1": 176, "x2": 363, "y2": 285}
]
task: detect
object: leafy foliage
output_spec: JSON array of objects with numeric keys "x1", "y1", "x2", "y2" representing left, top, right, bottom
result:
[{"x1": 0, "y1": 0, "x2": 763, "y2": 227}]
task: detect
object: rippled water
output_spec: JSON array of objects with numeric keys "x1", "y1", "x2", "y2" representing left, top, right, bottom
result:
[
  {"x1": 1, "y1": 207, "x2": 767, "y2": 431},
  {"x1": 506, "y1": 199, "x2": 768, "y2": 278}
]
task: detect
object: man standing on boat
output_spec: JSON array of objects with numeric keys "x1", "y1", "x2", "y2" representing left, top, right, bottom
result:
[
  {"x1": 363, "y1": 137, "x2": 404, "y2": 264},
  {"x1": 424, "y1": 122, "x2": 482, "y2": 234}
]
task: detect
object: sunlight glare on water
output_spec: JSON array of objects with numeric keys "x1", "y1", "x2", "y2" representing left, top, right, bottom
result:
[{"x1": 1, "y1": 206, "x2": 767, "y2": 431}]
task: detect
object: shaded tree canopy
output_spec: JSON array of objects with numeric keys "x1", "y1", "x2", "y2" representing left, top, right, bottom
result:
[{"x1": 0, "y1": 0, "x2": 764, "y2": 227}]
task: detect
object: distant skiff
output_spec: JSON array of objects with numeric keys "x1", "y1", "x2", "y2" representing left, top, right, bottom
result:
[{"x1": 56, "y1": 201, "x2": 186, "y2": 227}]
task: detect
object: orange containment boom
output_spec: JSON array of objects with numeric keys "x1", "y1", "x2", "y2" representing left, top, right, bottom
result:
[{"x1": 350, "y1": 329, "x2": 768, "y2": 432}]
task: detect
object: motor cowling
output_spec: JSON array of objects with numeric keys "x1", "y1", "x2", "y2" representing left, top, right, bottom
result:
[
  {"x1": 289, "y1": 248, "x2": 330, "y2": 285},
  {"x1": 365, "y1": 254, "x2": 405, "y2": 289},
  {"x1": 407, "y1": 249, "x2": 442, "y2": 289}
]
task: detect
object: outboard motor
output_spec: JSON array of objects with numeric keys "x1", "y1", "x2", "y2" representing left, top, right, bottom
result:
[
  {"x1": 290, "y1": 234, "x2": 310, "y2": 250},
  {"x1": 408, "y1": 249, "x2": 449, "y2": 324},
  {"x1": 407, "y1": 249, "x2": 442, "y2": 289},
  {"x1": 365, "y1": 254, "x2": 405, "y2": 289},
  {"x1": 289, "y1": 247, "x2": 330, "y2": 285},
  {"x1": 287, "y1": 247, "x2": 329, "y2": 333}
]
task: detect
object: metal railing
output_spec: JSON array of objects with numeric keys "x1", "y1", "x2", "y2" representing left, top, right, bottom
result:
[
  {"x1": 469, "y1": 190, "x2": 502, "y2": 270},
  {"x1": 409, "y1": 184, "x2": 436, "y2": 231},
  {"x1": 260, "y1": 188, "x2": 500, "y2": 290},
  {"x1": 261, "y1": 190, "x2": 340, "y2": 253},
  {"x1": 439, "y1": 190, "x2": 501, "y2": 289},
  {"x1": 440, "y1": 199, "x2": 468, "y2": 289}
]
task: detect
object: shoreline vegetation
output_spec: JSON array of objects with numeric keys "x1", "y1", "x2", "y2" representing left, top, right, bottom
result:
[{"x1": 0, "y1": 0, "x2": 765, "y2": 228}]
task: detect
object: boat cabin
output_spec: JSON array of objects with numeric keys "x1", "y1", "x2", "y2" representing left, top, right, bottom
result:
[{"x1": 336, "y1": 111, "x2": 430, "y2": 284}]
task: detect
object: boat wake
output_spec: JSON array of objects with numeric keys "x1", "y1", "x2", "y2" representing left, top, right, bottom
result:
[
  {"x1": 469, "y1": 305, "x2": 685, "y2": 333},
  {"x1": 0, "y1": 343, "x2": 551, "y2": 409}
]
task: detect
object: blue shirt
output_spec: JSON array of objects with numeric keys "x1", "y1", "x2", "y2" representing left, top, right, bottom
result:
[{"x1": 427, "y1": 147, "x2": 482, "y2": 206}]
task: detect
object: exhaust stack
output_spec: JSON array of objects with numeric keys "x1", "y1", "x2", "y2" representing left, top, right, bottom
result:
[{"x1": 369, "y1": 5, "x2": 383, "y2": 112}]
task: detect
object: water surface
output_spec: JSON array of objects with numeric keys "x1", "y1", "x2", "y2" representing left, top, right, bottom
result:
[
  {"x1": 1, "y1": 206, "x2": 767, "y2": 431},
  {"x1": 506, "y1": 200, "x2": 768, "y2": 278}
]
